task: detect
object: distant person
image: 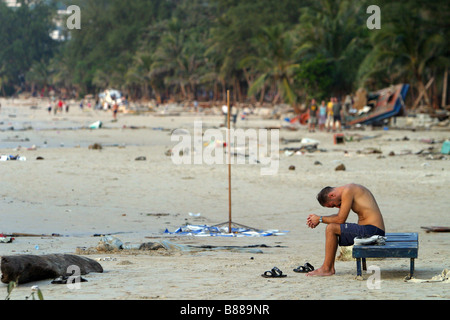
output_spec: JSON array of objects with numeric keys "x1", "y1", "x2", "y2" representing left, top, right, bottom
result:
[
  {"x1": 306, "y1": 184, "x2": 386, "y2": 276},
  {"x1": 326, "y1": 98, "x2": 334, "y2": 132},
  {"x1": 57, "y1": 99, "x2": 63, "y2": 113},
  {"x1": 112, "y1": 102, "x2": 119, "y2": 120},
  {"x1": 332, "y1": 98, "x2": 343, "y2": 132},
  {"x1": 308, "y1": 99, "x2": 318, "y2": 132},
  {"x1": 318, "y1": 100, "x2": 327, "y2": 131}
]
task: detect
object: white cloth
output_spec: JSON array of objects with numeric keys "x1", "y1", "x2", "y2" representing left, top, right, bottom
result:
[{"x1": 354, "y1": 235, "x2": 387, "y2": 245}]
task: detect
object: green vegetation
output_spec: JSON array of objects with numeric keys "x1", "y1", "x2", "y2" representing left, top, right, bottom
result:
[{"x1": 0, "y1": 0, "x2": 448, "y2": 108}]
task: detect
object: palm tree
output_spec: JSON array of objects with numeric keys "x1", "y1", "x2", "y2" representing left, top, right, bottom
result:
[
  {"x1": 358, "y1": 1, "x2": 449, "y2": 108},
  {"x1": 293, "y1": 0, "x2": 369, "y2": 96},
  {"x1": 240, "y1": 25, "x2": 300, "y2": 106}
]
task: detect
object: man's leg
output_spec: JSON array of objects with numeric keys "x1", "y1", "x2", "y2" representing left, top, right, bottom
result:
[{"x1": 307, "y1": 223, "x2": 340, "y2": 276}]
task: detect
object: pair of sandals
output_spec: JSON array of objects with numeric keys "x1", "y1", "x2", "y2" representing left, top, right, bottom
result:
[{"x1": 261, "y1": 263, "x2": 314, "y2": 278}]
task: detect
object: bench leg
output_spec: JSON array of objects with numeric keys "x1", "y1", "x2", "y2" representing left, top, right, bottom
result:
[
  {"x1": 362, "y1": 258, "x2": 367, "y2": 271},
  {"x1": 410, "y1": 258, "x2": 415, "y2": 278},
  {"x1": 356, "y1": 258, "x2": 362, "y2": 277}
]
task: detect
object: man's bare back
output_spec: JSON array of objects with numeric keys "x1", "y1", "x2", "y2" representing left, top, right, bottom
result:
[{"x1": 340, "y1": 183, "x2": 385, "y2": 231}]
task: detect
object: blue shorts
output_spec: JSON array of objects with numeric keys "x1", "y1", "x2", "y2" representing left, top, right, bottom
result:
[{"x1": 339, "y1": 223, "x2": 385, "y2": 247}]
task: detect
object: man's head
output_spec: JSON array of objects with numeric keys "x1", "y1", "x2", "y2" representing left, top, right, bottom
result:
[{"x1": 317, "y1": 186, "x2": 338, "y2": 207}]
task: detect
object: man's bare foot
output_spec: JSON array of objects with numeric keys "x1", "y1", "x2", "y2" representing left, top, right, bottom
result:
[{"x1": 306, "y1": 266, "x2": 335, "y2": 277}]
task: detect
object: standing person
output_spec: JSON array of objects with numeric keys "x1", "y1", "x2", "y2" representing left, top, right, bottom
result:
[
  {"x1": 332, "y1": 98, "x2": 343, "y2": 132},
  {"x1": 326, "y1": 98, "x2": 334, "y2": 132},
  {"x1": 318, "y1": 100, "x2": 327, "y2": 131},
  {"x1": 112, "y1": 102, "x2": 119, "y2": 120},
  {"x1": 306, "y1": 184, "x2": 386, "y2": 276},
  {"x1": 57, "y1": 99, "x2": 63, "y2": 113},
  {"x1": 308, "y1": 99, "x2": 318, "y2": 132}
]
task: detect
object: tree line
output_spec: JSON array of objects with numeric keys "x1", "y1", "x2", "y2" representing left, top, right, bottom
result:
[{"x1": 0, "y1": 0, "x2": 448, "y2": 109}]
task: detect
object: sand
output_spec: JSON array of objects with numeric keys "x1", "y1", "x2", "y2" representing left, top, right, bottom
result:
[{"x1": 0, "y1": 97, "x2": 449, "y2": 301}]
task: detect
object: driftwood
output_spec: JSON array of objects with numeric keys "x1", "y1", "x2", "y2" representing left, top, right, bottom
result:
[{"x1": 1, "y1": 254, "x2": 103, "y2": 284}]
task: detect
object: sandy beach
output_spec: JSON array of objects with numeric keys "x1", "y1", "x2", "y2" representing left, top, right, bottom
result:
[{"x1": 0, "y1": 97, "x2": 448, "y2": 301}]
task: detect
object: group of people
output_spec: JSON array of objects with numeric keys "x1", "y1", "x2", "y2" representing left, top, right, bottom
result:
[
  {"x1": 307, "y1": 97, "x2": 347, "y2": 133},
  {"x1": 47, "y1": 97, "x2": 120, "y2": 120}
]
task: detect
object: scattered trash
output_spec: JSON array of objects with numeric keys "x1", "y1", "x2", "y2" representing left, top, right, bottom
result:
[
  {"x1": 135, "y1": 156, "x2": 146, "y2": 161},
  {"x1": 421, "y1": 226, "x2": 450, "y2": 233},
  {"x1": 51, "y1": 275, "x2": 88, "y2": 284},
  {"x1": 0, "y1": 234, "x2": 14, "y2": 243},
  {"x1": 0, "y1": 155, "x2": 26, "y2": 161},
  {"x1": 335, "y1": 163, "x2": 346, "y2": 171},
  {"x1": 404, "y1": 269, "x2": 450, "y2": 283},
  {"x1": 89, "y1": 121, "x2": 102, "y2": 129},
  {"x1": 441, "y1": 140, "x2": 450, "y2": 154},
  {"x1": 289, "y1": 165, "x2": 295, "y2": 171},
  {"x1": 98, "y1": 235, "x2": 123, "y2": 250},
  {"x1": 334, "y1": 133, "x2": 345, "y2": 144},
  {"x1": 88, "y1": 143, "x2": 102, "y2": 150},
  {"x1": 188, "y1": 212, "x2": 201, "y2": 217}
]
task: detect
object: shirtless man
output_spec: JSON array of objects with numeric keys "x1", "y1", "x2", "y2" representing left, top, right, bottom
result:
[{"x1": 306, "y1": 184, "x2": 385, "y2": 276}]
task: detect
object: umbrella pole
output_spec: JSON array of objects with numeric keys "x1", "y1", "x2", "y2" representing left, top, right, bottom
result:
[{"x1": 227, "y1": 90, "x2": 232, "y2": 233}]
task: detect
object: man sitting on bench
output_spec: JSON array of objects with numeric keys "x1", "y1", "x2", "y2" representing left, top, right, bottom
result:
[{"x1": 306, "y1": 184, "x2": 386, "y2": 276}]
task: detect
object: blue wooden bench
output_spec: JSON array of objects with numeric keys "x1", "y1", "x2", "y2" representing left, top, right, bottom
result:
[{"x1": 352, "y1": 233, "x2": 418, "y2": 279}]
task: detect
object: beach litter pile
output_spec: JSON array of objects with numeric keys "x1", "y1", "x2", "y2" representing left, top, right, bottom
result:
[{"x1": 76, "y1": 234, "x2": 278, "y2": 255}]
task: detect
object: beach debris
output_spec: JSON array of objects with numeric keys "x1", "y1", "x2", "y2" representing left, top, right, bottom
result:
[
  {"x1": 421, "y1": 226, "x2": 450, "y2": 233},
  {"x1": 289, "y1": 165, "x2": 295, "y2": 171},
  {"x1": 97, "y1": 235, "x2": 124, "y2": 251},
  {"x1": 36, "y1": 156, "x2": 44, "y2": 160},
  {"x1": 335, "y1": 163, "x2": 346, "y2": 171},
  {"x1": 89, "y1": 121, "x2": 102, "y2": 129},
  {"x1": 95, "y1": 257, "x2": 117, "y2": 261},
  {"x1": 51, "y1": 275, "x2": 88, "y2": 285},
  {"x1": 188, "y1": 212, "x2": 201, "y2": 217},
  {"x1": 88, "y1": 143, "x2": 102, "y2": 150},
  {"x1": 1, "y1": 254, "x2": 103, "y2": 284},
  {"x1": 404, "y1": 269, "x2": 449, "y2": 283},
  {"x1": 441, "y1": 140, "x2": 450, "y2": 154},
  {"x1": 314, "y1": 161, "x2": 322, "y2": 165},
  {"x1": 0, "y1": 234, "x2": 14, "y2": 243},
  {"x1": 78, "y1": 238, "x2": 269, "y2": 254},
  {"x1": 135, "y1": 156, "x2": 146, "y2": 161},
  {"x1": 334, "y1": 133, "x2": 345, "y2": 144},
  {"x1": 357, "y1": 148, "x2": 382, "y2": 154},
  {"x1": 164, "y1": 224, "x2": 287, "y2": 237},
  {"x1": 0, "y1": 155, "x2": 26, "y2": 161}
]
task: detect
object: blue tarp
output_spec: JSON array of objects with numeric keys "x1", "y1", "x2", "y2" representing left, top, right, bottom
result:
[{"x1": 164, "y1": 224, "x2": 287, "y2": 237}]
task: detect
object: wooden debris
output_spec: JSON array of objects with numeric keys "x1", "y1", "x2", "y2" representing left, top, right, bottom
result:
[{"x1": 1, "y1": 254, "x2": 103, "y2": 284}]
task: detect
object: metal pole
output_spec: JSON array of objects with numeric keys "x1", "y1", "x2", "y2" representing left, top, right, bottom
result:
[{"x1": 227, "y1": 90, "x2": 232, "y2": 233}]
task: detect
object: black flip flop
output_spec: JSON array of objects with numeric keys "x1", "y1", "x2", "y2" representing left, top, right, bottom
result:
[
  {"x1": 261, "y1": 267, "x2": 287, "y2": 278},
  {"x1": 293, "y1": 262, "x2": 314, "y2": 273}
]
